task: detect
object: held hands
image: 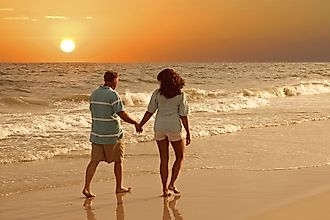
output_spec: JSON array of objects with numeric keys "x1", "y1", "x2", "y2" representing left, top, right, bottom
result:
[{"x1": 134, "y1": 123, "x2": 143, "y2": 133}]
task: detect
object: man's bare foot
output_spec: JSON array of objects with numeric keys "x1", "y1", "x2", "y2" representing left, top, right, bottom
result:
[
  {"x1": 116, "y1": 187, "x2": 132, "y2": 194},
  {"x1": 168, "y1": 186, "x2": 180, "y2": 194},
  {"x1": 82, "y1": 189, "x2": 96, "y2": 198}
]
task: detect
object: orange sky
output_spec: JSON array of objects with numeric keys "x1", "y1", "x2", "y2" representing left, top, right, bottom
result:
[{"x1": 0, "y1": 0, "x2": 329, "y2": 62}]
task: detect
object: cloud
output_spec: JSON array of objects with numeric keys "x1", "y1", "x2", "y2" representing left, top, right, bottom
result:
[
  {"x1": 2, "y1": 16, "x2": 30, "y2": 20},
  {"x1": 45, "y1": 16, "x2": 68, "y2": 20},
  {"x1": 0, "y1": 8, "x2": 13, "y2": 11}
]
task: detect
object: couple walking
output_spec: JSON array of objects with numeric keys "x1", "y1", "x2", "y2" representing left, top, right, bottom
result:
[{"x1": 82, "y1": 68, "x2": 191, "y2": 197}]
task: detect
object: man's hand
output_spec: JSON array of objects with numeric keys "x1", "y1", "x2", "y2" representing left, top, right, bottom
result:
[{"x1": 117, "y1": 111, "x2": 143, "y2": 133}]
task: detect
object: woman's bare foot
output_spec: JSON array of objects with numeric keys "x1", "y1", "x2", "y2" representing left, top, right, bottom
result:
[
  {"x1": 162, "y1": 189, "x2": 172, "y2": 197},
  {"x1": 116, "y1": 187, "x2": 132, "y2": 194},
  {"x1": 169, "y1": 195, "x2": 181, "y2": 208},
  {"x1": 82, "y1": 188, "x2": 96, "y2": 198},
  {"x1": 83, "y1": 197, "x2": 94, "y2": 207},
  {"x1": 168, "y1": 186, "x2": 180, "y2": 194}
]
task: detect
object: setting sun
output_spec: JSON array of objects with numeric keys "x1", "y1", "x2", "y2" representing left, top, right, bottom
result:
[{"x1": 60, "y1": 39, "x2": 75, "y2": 53}]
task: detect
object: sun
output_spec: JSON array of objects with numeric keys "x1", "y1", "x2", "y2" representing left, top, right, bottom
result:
[{"x1": 60, "y1": 39, "x2": 75, "y2": 53}]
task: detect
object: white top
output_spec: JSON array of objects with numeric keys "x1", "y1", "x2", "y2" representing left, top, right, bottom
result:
[{"x1": 147, "y1": 89, "x2": 189, "y2": 132}]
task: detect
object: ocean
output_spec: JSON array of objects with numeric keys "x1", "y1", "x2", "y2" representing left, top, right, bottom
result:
[{"x1": 1, "y1": 62, "x2": 330, "y2": 197}]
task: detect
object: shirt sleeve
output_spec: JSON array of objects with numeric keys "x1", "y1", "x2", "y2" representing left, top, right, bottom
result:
[
  {"x1": 112, "y1": 92, "x2": 125, "y2": 113},
  {"x1": 179, "y1": 92, "x2": 189, "y2": 116},
  {"x1": 147, "y1": 89, "x2": 159, "y2": 113},
  {"x1": 89, "y1": 93, "x2": 94, "y2": 112}
]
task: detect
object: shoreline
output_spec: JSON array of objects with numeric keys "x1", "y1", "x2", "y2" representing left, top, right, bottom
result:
[
  {"x1": 2, "y1": 119, "x2": 330, "y2": 198},
  {"x1": 2, "y1": 167, "x2": 330, "y2": 219},
  {"x1": 1, "y1": 119, "x2": 330, "y2": 219}
]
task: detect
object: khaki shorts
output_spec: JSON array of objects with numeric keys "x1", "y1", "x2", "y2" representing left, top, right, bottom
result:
[
  {"x1": 155, "y1": 131, "x2": 183, "y2": 142},
  {"x1": 91, "y1": 141, "x2": 124, "y2": 163}
]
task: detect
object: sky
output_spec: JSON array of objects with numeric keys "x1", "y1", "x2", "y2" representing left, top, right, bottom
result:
[{"x1": 0, "y1": 0, "x2": 329, "y2": 63}]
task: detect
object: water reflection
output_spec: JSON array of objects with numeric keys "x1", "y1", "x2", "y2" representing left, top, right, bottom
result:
[
  {"x1": 83, "y1": 193, "x2": 183, "y2": 220},
  {"x1": 83, "y1": 193, "x2": 127, "y2": 220},
  {"x1": 163, "y1": 195, "x2": 183, "y2": 220},
  {"x1": 116, "y1": 193, "x2": 125, "y2": 220},
  {"x1": 83, "y1": 197, "x2": 96, "y2": 220}
]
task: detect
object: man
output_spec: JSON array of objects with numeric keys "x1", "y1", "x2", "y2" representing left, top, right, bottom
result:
[{"x1": 82, "y1": 70, "x2": 142, "y2": 197}]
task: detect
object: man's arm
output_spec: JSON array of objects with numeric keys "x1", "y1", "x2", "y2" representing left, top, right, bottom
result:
[{"x1": 117, "y1": 111, "x2": 143, "y2": 133}]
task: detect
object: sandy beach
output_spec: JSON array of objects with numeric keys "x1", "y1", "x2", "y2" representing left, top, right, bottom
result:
[{"x1": 1, "y1": 120, "x2": 330, "y2": 220}]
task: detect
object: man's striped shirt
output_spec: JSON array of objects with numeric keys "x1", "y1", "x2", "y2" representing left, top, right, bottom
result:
[{"x1": 89, "y1": 86, "x2": 124, "y2": 144}]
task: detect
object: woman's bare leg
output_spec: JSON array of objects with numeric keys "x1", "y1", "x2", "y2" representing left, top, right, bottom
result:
[
  {"x1": 157, "y1": 139, "x2": 170, "y2": 196},
  {"x1": 168, "y1": 140, "x2": 184, "y2": 193}
]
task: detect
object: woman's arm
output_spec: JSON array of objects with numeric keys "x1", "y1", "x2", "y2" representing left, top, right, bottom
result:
[
  {"x1": 139, "y1": 111, "x2": 154, "y2": 127},
  {"x1": 117, "y1": 111, "x2": 143, "y2": 133},
  {"x1": 180, "y1": 116, "x2": 191, "y2": 145}
]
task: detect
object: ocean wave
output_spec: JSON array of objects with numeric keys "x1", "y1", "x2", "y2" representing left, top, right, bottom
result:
[
  {"x1": 0, "y1": 110, "x2": 91, "y2": 140},
  {"x1": 191, "y1": 164, "x2": 329, "y2": 172},
  {"x1": 0, "y1": 96, "x2": 48, "y2": 107},
  {"x1": 58, "y1": 92, "x2": 150, "y2": 106},
  {"x1": 184, "y1": 88, "x2": 228, "y2": 101},
  {"x1": 0, "y1": 143, "x2": 91, "y2": 164},
  {"x1": 248, "y1": 164, "x2": 326, "y2": 171},
  {"x1": 60, "y1": 94, "x2": 90, "y2": 102},
  {"x1": 193, "y1": 124, "x2": 242, "y2": 137},
  {"x1": 183, "y1": 81, "x2": 330, "y2": 102},
  {"x1": 119, "y1": 88, "x2": 268, "y2": 111},
  {"x1": 0, "y1": 71, "x2": 10, "y2": 75},
  {"x1": 121, "y1": 91, "x2": 150, "y2": 106},
  {"x1": 242, "y1": 81, "x2": 330, "y2": 98},
  {"x1": 189, "y1": 96, "x2": 269, "y2": 113},
  {"x1": 0, "y1": 129, "x2": 11, "y2": 140},
  {"x1": 137, "y1": 78, "x2": 156, "y2": 83},
  {"x1": 16, "y1": 88, "x2": 32, "y2": 93},
  {"x1": 182, "y1": 88, "x2": 264, "y2": 113}
]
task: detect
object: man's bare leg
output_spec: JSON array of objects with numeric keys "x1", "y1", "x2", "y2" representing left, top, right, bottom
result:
[
  {"x1": 114, "y1": 161, "x2": 131, "y2": 193},
  {"x1": 82, "y1": 161, "x2": 99, "y2": 197}
]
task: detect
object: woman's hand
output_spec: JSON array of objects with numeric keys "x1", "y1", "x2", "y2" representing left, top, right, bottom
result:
[{"x1": 186, "y1": 132, "x2": 191, "y2": 146}]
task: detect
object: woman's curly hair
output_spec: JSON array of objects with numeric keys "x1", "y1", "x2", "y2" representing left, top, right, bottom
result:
[{"x1": 157, "y1": 68, "x2": 185, "y2": 99}]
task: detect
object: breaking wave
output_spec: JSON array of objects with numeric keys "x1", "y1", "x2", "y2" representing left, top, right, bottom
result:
[{"x1": 242, "y1": 81, "x2": 330, "y2": 98}]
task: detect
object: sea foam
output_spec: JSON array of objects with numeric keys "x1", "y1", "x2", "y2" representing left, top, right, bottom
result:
[
  {"x1": 121, "y1": 91, "x2": 150, "y2": 106},
  {"x1": 243, "y1": 81, "x2": 330, "y2": 98}
]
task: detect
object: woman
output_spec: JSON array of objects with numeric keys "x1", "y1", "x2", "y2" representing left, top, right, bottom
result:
[{"x1": 139, "y1": 68, "x2": 191, "y2": 196}]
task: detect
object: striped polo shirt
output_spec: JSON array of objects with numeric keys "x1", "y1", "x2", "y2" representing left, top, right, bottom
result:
[{"x1": 89, "y1": 86, "x2": 124, "y2": 144}]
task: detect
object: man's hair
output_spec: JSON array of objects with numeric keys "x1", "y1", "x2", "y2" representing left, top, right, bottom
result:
[
  {"x1": 157, "y1": 68, "x2": 185, "y2": 99},
  {"x1": 104, "y1": 71, "x2": 119, "y2": 82}
]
